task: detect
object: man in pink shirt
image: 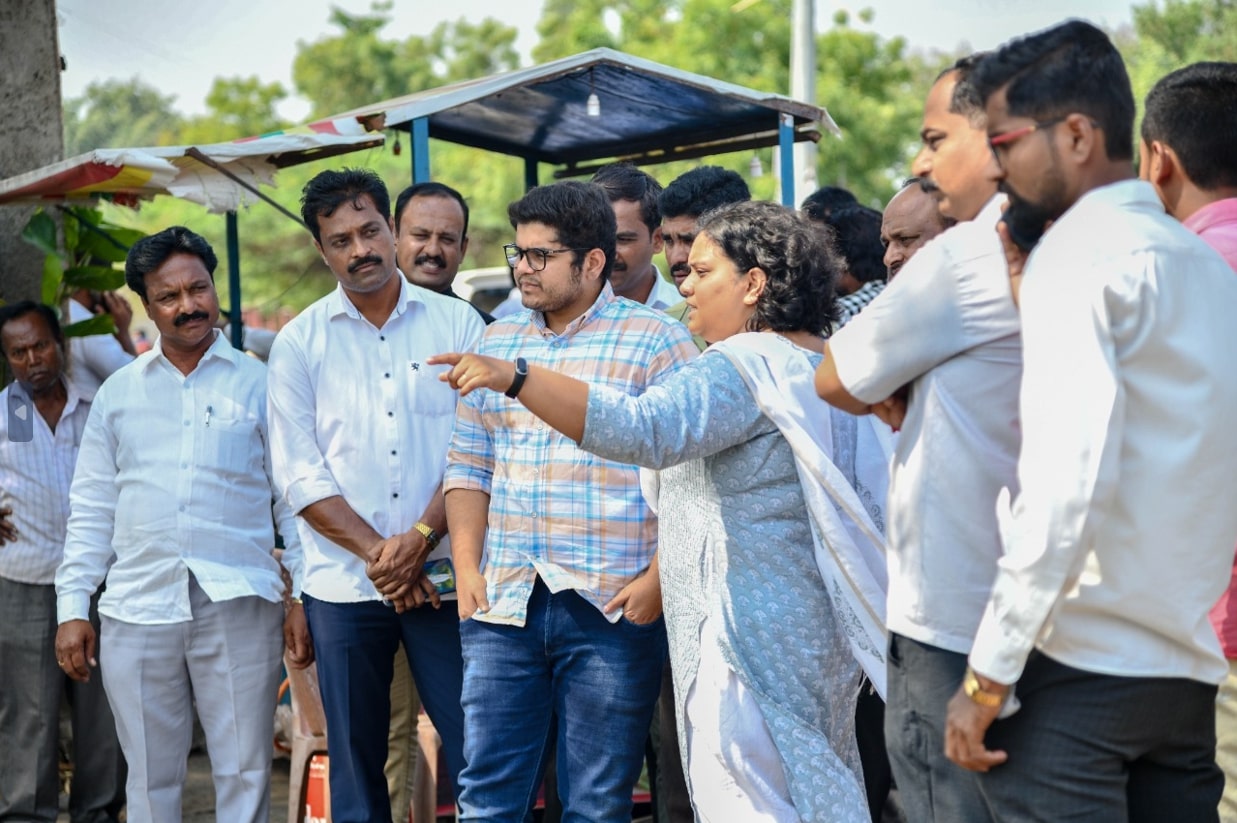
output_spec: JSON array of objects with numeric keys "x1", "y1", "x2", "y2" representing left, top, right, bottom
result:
[{"x1": 1140, "y1": 59, "x2": 1237, "y2": 821}]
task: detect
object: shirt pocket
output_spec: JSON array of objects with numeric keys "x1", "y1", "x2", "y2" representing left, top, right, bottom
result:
[
  {"x1": 201, "y1": 402, "x2": 262, "y2": 477},
  {"x1": 408, "y1": 367, "x2": 459, "y2": 418}
]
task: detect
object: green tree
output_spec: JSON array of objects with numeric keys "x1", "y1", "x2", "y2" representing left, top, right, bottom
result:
[
  {"x1": 63, "y1": 78, "x2": 184, "y2": 155},
  {"x1": 812, "y1": 10, "x2": 945, "y2": 203},
  {"x1": 430, "y1": 18, "x2": 522, "y2": 82},
  {"x1": 177, "y1": 76, "x2": 290, "y2": 144}
]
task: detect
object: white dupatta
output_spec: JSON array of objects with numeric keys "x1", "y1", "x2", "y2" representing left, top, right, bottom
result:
[{"x1": 715, "y1": 333, "x2": 891, "y2": 699}]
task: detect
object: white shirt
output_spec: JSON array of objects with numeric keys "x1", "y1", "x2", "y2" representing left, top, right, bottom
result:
[
  {"x1": 56, "y1": 331, "x2": 298, "y2": 625},
  {"x1": 643, "y1": 266, "x2": 683, "y2": 311},
  {"x1": 267, "y1": 276, "x2": 484, "y2": 603},
  {"x1": 829, "y1": 195, "x2": 1023, "y2": 653},
  {"x1": 0, "y1": 378, "x2": 91, "y2": 585},
  {"x1": 969, "y1": 180, "x2": 1237, "y2": 686},
  {"x1": 66, "y1": 298, "x2": 134, "y2": 395}
]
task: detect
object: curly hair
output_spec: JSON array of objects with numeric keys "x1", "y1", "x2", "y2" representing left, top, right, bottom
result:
[{"x1": 697, "y1": 201, "x2": 842, "y2": 335}]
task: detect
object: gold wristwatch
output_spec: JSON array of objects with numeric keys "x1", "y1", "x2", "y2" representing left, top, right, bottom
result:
[
  {"x1": 414, "y1": 521, "x2": 441, "y2": 550},
  {"x1": 962, "y1": 666, "x2": 1005, "y2": 708}
]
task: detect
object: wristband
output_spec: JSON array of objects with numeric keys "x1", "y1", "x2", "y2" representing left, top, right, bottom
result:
[{"x1": 505, "y1": 357, "x2": 529, "y2": 399}]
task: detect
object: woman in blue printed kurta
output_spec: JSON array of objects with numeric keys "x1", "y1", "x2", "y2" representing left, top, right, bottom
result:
[{"x1": 432, "y1": 201, "x2": 889, "y2": 822}]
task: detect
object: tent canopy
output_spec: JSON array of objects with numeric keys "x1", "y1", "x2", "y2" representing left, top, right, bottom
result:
[
  {"x1": 310, "y1": 48, "x2": 835, "y2": 177},
  {"x1": 0, "y1": 130, "x2": 384, "y2": 214}
]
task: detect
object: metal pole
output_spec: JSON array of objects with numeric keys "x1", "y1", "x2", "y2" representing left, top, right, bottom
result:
[
  {"x1": 411, "y1": 118, "x2": 430, "y2": 182},
  {"x1": 779, "y1": 114, "x2": 796, "y2": 207},
  {"x1": 790, "y1": 0, "x2": 818, "y2": 196},
  {"x1": 226, "y1": 211, "x2": 243, "y2": 350},
  {"x1": 524, "y1": 157, "x2": 538, "y2": 191}
]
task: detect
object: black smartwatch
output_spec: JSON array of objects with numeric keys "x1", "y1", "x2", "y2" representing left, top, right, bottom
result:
[{"x1": 505, "y1": 357, "x2": 529, "y2": 398}]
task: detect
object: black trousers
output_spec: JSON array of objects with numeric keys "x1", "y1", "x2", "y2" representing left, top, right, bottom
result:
[{"x1": 979, "y1": 652, "x2": 1222, "y2": 823}]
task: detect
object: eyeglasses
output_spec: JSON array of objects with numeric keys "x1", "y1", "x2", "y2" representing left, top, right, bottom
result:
[
  {"x1": 987, "y1": 116, "x2": 1068, "y2": 160},
  {"x1": 503, "y1": 244, "x2": 591, "y2": 272}
]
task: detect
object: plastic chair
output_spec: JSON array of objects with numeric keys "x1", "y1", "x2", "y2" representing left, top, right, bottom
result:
[{"x1": 285, "y1": 658, "x2": 331, "y2": 823}]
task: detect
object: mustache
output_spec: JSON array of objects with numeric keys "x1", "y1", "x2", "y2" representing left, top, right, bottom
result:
[
  {"x1": 917, "y1": 178, "x2": 941, "y2": 194},
  {"x1": 670, "y1": 262, "x2": 691, "y2": 277},
  {"x1": 348, "y1": 255, "x2": 383, "y2": 273},
  {"x1": 414, "y1": 253, "x2": 447, "y2": 269},
  {"x1": 173, "y1": 310, "x2": 210, "y2": 327}
]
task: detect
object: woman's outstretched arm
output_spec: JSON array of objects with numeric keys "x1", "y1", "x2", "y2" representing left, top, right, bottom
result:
[{"x1": 428, "y1": 352, "x2": 589, "y2": 442}]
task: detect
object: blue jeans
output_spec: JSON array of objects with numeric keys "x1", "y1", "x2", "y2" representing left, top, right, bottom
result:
[
  {"x1": 457, "y1": 578, "x2": 666, "y2": 823},
  {"x1": 303, "y1": 596, "x2": 466, "y2": 823}
]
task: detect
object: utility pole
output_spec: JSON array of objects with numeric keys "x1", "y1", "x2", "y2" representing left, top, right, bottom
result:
[
  {"x1": 0, "y1": 0, "x2": 64, "y2": 306},
  {"x1": 789, "y1": 0, "x2": 818, "y2": 199}
]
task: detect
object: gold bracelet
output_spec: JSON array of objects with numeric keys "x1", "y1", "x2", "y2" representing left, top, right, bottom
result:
[{"x1": 962, "y1": 666, "x2": 1005, "y2": 708}]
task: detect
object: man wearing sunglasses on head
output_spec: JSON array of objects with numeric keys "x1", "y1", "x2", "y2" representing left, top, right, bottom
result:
[{"x1": 442, "y1": 180, "x2": 697, "y2": 823}]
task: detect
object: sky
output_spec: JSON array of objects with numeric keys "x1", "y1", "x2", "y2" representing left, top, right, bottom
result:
[{"x1": 58, "y1": 0, "x2": 1137, "y2": 122}]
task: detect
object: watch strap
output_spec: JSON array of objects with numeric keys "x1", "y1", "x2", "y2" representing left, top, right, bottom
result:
[{"x1": 505, "y1": 357, "x2": 529, "y2": 399}]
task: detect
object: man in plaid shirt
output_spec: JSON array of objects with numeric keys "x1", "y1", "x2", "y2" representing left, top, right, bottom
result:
[{"x1": 444, "y1": 181, "x2": 697, "y2": 823}]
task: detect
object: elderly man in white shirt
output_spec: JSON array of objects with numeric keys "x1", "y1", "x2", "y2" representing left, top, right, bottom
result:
[
  {"x1": 268, "y1": 169, "x2": 483, "y2": 823},
  {"x1": 941, "y1": 23, "x2": 1237, "y2": 822},
  {"x1": 0, "y1": 301, "x2": 125, "y2": 823},
  {"x1": 54, "y1": 226, "x2": 299, "y2": 823},
  {"x1": 816, "y1": 55, "x2": 1019, "y2": 823}
]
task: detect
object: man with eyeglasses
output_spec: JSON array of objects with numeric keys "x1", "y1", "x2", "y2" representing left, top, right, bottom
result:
[
  {"x1": 442, "y1": 180, "x2": 697, "y2": 822},
  {"x1": 816, "y1": 53, "x2": 1021, "y2": 823},
  {"x1": 941, "y1": 23, "x2": 1237, "y2": 822}
]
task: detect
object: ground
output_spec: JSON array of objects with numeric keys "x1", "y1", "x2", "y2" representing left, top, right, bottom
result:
[{"x1": 57, "y1": 752, "x2": 290, "y2": 823}]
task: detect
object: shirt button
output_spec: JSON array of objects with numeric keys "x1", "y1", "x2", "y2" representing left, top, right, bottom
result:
[
  {"x1": 380, "y1": 335, "x2": 386, "y2": 341},
  {"x1": 530, "y1": 511, "x2": 538, "y2": 518},
  {"x1": 384, "y1": 372, "x2": 391, "y2": 378},
  {"x1": 178, "y1": 505, "x2": 186, "y2": 512},
  {"x1": 391, "y1": 450, "x2": 397, "y2": 455},
  {"x1": 183, "y1": 420, "x2": 190, "y2": 426},
  {"x1": 388, "y1": 411, "x2": 394, "y2": 417},
  {"x1": 393, "y1": 492, "x2": 399, "y2": 499}
]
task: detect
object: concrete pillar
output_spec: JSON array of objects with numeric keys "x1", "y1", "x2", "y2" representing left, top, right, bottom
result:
[{"x1": 0, "y1": 0, "x2": 64, "y2": 306}]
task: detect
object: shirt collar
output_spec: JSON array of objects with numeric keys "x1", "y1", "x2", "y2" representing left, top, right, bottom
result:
[
  {"x1": 645, "y1": 267, "x2": 683, "y2": 310},
  {"x1": 1065, "y1": 179, "x2": 1160, "y2": 220},
  {"x1": 974, "y1": 193, "x2": 1008, "y2": 226},
  {"x1": 327, "y1": 271, "x2": 424, "y2": 324},
  {"x1": 529, "y1": 282, "x2": 617, "y2": 339},
  {"x1": 141, "y1": 328, "x2": 236, "y2": 373},
  {"x1": 1184, "y1": 197, "x2": 1237, "y2": 237},
  {"x1": 8, "y1": 373, "x2": 87, "y2": 413}
]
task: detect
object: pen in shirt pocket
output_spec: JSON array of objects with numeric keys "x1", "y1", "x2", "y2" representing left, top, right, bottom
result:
[{"x1": 204, "y1": 405, "x2": 213, "y2": 427}]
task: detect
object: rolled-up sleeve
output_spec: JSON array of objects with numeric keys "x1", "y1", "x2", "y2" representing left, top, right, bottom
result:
[{"x1": 444, "y1": 388, "x2": 495, "y2": 495}]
